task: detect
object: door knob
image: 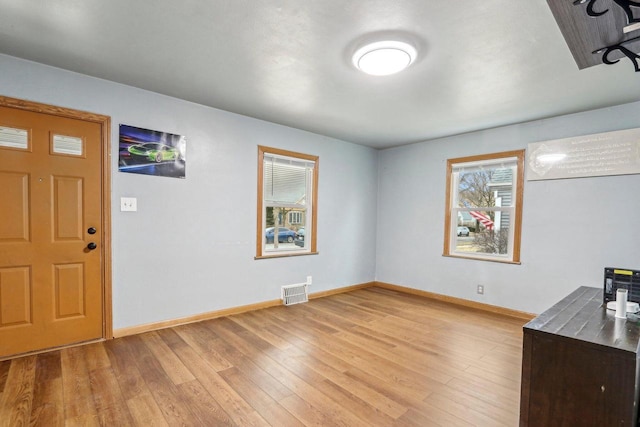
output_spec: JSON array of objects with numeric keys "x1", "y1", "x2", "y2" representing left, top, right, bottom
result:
[
  {"x1": 87, "y1": 242, "x2": 97, "y2": 250},
  {"x1": 87, "y1": 227, "x2": 96, "y2": 235}
]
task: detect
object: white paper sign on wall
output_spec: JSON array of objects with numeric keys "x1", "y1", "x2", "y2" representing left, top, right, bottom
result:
[{"x1": 527, "y1": 128, "x2": 640, "y2": 181}]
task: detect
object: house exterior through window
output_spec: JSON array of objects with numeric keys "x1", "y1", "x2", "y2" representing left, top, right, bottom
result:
[{"x1": 288, "y1": 211, "x2": 303, "y2": 225}]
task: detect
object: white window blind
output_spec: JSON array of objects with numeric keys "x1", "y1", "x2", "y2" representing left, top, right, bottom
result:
[
  {"x1": 264, "y1": 154, "x2": 314, "y2": 205},
  {"x1": 0, "y1": 126, "x2": 29, "y2": 150}
]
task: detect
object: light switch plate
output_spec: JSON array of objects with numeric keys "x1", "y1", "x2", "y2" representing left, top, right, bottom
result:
[{"x1": 120, "y1": 197, "x2": 137, "y2": 212}]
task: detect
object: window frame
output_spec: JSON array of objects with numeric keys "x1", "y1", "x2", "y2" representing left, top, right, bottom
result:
[
  {"x1": 256, "y1": 145, "x2": 319, "y2": 259},
  {"x1": 443, "y1": 149, "x2": 524, "y2": 264}
]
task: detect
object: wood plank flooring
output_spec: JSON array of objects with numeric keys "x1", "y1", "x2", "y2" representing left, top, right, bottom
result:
[{"x1": 0, "y1": 287, "x2": 527, "y2": 426}]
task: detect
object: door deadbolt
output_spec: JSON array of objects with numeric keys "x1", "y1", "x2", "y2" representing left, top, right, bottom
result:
[{"x1": 87, "y1": 227, "x2": 97, "y2": 235}]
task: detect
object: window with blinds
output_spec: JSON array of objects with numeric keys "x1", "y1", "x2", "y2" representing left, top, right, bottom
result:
[
  {"x1": 257, "y1": 146, "x2": 318, "y2": 258},
  {"x1": 443, "y1": 150, "x2": 524, "y2": 264}
]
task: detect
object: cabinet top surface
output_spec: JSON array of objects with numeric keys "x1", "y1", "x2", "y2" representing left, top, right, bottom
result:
[{"x1": 524, "y1": 286, "x2": 640, "y2": 354}]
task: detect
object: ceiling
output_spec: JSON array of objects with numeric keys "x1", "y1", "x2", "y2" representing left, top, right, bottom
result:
[{"x1": 0, "y1": 1, "x2": 638, "y2": 149}]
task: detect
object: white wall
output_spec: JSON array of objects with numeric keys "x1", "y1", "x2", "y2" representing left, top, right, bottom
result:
[
  {"x1": 4, "y1": 52, "x2": 639, "y2": 324},
  {"x1": 0, "y1": 54, "x2": 378, "y2": 330},
  {"x1": 376, "y1": 102, "x2": 640, "y2": 314}
]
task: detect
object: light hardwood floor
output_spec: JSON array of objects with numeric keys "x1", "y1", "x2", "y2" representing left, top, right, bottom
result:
[{"x1": 0, "y1": 287, "x2": 527, "y2": 426}]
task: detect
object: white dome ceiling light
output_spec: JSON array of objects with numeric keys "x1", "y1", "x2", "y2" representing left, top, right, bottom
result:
[{"x1": 353, "y1": 41, "x2": 417, "y2": 76}]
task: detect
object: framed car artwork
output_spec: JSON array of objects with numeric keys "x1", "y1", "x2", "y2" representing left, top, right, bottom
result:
[{"x1": 118, "y1": 124, "x2": 186, "y2": 178}]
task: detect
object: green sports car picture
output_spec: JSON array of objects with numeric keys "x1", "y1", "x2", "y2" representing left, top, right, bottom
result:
[
  {"x1": 128, "y1": 142, "x2": 182, "y2": 163},
  {"x1": 119, "y1": 124, "x2": 186, "y2": 179}
]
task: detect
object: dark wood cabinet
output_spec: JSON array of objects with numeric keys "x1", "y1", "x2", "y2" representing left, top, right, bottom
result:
[{"x1": 520, "y1": 287, "x2": 640, "y2": 426}]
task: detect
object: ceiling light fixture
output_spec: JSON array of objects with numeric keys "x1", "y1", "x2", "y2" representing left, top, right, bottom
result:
[{"x1": 353, "y1": 41, "x2": 417, "y2": 76}]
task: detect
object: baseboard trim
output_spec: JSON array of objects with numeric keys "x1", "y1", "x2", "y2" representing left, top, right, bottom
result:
[
  {"x1": 113, "y1": 299, "x2": 282, "y2": 338},
  {"x1": 373, "y1": 281, "x2": 536, "y2": 321},
  {"x1": 309, "y1": 282, "x2": 375, "y2": 300},
  {"x1": 113, "y1": 280, "x2": 533, "y2": 338},
  {"x1": 113, "y1": 282, "x2": 375, "y2": 338}
]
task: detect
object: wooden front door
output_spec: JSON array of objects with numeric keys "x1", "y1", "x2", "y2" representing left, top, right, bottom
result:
[{"x1": 0, "y1": 98, "x2": 110, "y2": 358}]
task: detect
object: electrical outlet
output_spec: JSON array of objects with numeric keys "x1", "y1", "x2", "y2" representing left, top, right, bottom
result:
[
  {"x1": 120, "y1": 197, "x2": 137, "y2": 212},
  {"x1": 307, "y1": 276, "x2": 312, "y2": 285},
  {"x1": 477, "y1": 285, "x2": 484, "y2": 295}
]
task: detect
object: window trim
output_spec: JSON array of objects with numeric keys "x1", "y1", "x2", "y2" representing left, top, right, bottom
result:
[
  {"x1": 443, "y1": 149, "x2": 524, "y2": 264},
  {"x1": 256, "y1": 145, "x2": 319, "y2": 259}
]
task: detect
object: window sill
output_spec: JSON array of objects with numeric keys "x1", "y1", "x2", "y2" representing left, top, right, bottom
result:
[
  {"x1": 255, "y1": 251, "x2": 319, "y2": 260},
  {"x1": 442, "y1": 253, "x2": 521, "y2": 265}
]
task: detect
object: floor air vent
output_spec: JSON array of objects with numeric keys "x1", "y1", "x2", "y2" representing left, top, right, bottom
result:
[{"x1": 281, "y1": 283, "x2": 308, "y2": 306}]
